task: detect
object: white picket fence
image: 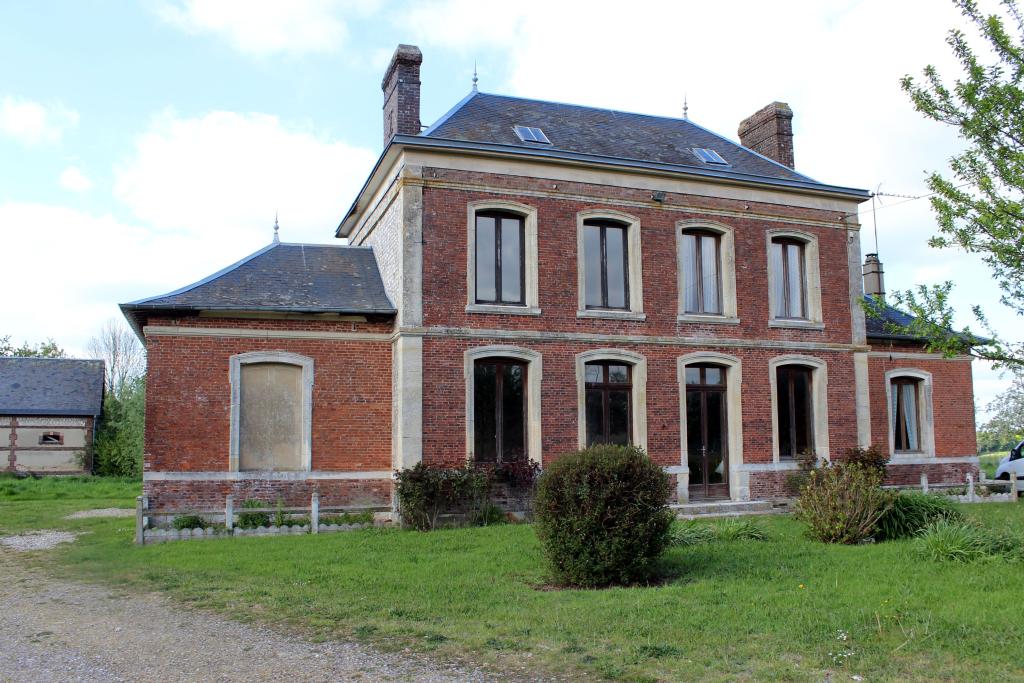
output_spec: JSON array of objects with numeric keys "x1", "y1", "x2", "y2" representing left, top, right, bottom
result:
[{"x1": 134, "y1": 493, "x2": 390, "y2": 545}]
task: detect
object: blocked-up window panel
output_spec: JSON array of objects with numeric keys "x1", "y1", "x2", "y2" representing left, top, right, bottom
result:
[{"x1": 239, "y1": 362, "x2": 303, "y2": 471}]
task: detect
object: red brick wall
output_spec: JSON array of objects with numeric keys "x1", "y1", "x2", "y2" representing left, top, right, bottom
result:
[
  {"x1": 867, "y1": 346, "x2": 977, "y2": 458},
  {"x1": 419, "y1": 171, "x2": 854, "y2": 345},
  {"x1": 142, "y1": 315, "x2": 393, "y2": 474},
  {"x1": 144, "y1": 478, "x2": 391, "y2": 512}
]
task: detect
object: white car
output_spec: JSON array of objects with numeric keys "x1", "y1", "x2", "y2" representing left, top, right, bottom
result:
[{"x1": 993, "y1": 439, "x2": 1024, "y2": 493}]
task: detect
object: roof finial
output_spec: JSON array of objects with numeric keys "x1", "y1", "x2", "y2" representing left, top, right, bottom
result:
[
  {"x1": 472, "y1": 61, "x2": 478, "y2": 92},
  {"x1": 273, "y1": 211, "x2": 280, "y2": 243},
  {"x1": 683, "y1": 93, "x2": 689, "y2": 120}
]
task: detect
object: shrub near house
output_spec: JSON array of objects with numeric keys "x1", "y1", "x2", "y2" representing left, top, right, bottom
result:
[{"x1": 534, "y1": 445, "x2": 673, "y2": 587}]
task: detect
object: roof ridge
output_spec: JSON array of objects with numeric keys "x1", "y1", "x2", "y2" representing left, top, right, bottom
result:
[
  {"x1": 124, "y1": 241, "x2": 279, "y2": 306},
  {"x1": 0, "y1": 357, "x2": 103, "y2": 363}
]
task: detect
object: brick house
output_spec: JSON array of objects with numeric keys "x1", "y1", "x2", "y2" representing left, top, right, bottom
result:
[
  {"x1": 123, "y1": 44, "x2": 978, "y2": 514},
  {"x1": 1, "y1": 358, "x2": 105, "y2": 475}
]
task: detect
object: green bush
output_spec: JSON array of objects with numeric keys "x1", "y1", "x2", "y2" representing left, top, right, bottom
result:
[
  {"x1": 669, "y1": 521, "x2": 716, "y2": 547},
  {"x1": 394, "y1": 463, "x2": 491, "y2": 531},
  {"x1": 844, "y1": 445, "x2": 889, "y2": 474},
  {"x1": 319, "y1": 511, "x2": 374, "y2": 526},
  {"x1": 715, "y1": 518, "x2": 770, "y2": 541},
  {"x1": 237, "y1": 499, "x2": 270, "y2": 529},
  {"x1": 172, "y1": 514, "x2": 206, "y2": 530},
  {"x1": 93, "y1": 376, "x2": 145, "y2": 478},
  {"x1": 875, "y1": 492, "x2": 963, "y2": 541},
  {"x1": 795, "y1": 462, "x2": 893, "y2": 544},
  {"x1": 533, "y1": 445, "x2": 673, "y2": 587},
  {"x1": 915, "y1": 519, "x2": 1002, "y2": 562}
]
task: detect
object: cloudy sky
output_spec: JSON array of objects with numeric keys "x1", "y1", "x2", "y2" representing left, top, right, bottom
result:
[{"x1": 0, "y1": 0, "x2": 1014, "y2": 414}]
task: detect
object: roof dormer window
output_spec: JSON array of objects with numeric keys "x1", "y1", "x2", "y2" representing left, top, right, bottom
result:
[
  {"x1": 693, "y1": 148, "x2": 728, "y2": 165},
  {"x1": 513, "y1": 125, "x2": 551, "y2": 144}
]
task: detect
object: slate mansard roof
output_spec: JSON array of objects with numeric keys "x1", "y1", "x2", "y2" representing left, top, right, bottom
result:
[
  {"x1": 121, "y1": 242, "x2": 396, "y2": 336},
  {"x1": 339, "y1": 91, "x2": 869, "y2": 236},
  {"x1": 0, "y1": 358, "x2": 105, "y2": 416},
  {"x1": 423, "y1": 91, "x2": 814, "y2": 184}
]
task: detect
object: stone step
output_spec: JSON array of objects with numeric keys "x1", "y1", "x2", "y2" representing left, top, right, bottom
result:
[{"x1": 671, "y1": 500, "x2": 780, "y2": 519}]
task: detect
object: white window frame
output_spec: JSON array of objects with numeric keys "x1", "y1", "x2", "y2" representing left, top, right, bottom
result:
[
  {"x1": 676, "y1": 220, "x2": 739, "y2": 324},
  {"x1": 466, "y1": 199, "x2": 540, "y2": 316},
  {"x1": 229, "y1": 351, "x2": 314, "y2": 472},
  {"x1": 575, "y1": 349, "x2": 647, "y2": 451},
  {"x1": 768, "y1": 354, "x2": 830, "y2": 463},
  {"x1": 885, "y1": 368, "x2": 936, "y2": 459},
  {"x1": 676, "y1": 352, "x2": 744, "y2": 502},
  {"x1": 576, "y1": 209, "x2": 645, "y2": 320},
  {"x1": 765, "y1": 229, "x2": 824, "y2": 329},
  {"x1": 464, "y1": 346, "x2": 543, "y2": 466}
]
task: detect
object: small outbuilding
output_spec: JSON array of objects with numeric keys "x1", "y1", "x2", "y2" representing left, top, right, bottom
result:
[{"x1": 0, "y1": 357, "x2": 105, "y2": 474}]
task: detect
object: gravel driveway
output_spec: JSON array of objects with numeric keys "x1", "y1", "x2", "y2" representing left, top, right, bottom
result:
[{"x1": 0, "y1": 552, "x2": 528, "y2": 682}]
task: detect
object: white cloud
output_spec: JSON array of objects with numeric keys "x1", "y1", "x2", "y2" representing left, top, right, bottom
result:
[
  {"x1": 0, "y1": 96, "x2": 78, "y2": 145},
  {"x1": 153, "y1": 0, "x2": 352, "y2": 56},
  {"x1": 0, "y1": 203, "x2": 193, "y2": 355},
  {"x1": 113, "y1": 109, "x2": 376, "y2": 244},
  {"x1": 59, "y1": 166, "x2": 94, "y2": 192}
]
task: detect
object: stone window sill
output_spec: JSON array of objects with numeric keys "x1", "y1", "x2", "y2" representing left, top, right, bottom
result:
[
  {"x1": 577, "y1": 309, "x2": 647, "y2": 321},
  {"x1": 465, "y1": 304, "x2": 542, "y2": 316},
  {"x1": 677, "y1": 314, "x2": 740, "y2": 325},
  {"x1": 768, "y1": 319, "x2": 825, "y2": 330}
]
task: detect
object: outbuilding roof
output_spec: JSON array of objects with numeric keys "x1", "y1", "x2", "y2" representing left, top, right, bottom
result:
[
  {"x1": 0, "y1": 357, "x2": 105, "y2": 416},
  {"x1": 120, "y1": 242, "x2": 396, "y2": 337}
]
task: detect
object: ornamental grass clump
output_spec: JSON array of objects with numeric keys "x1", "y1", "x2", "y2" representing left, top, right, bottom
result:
[
  {"x1": 875, "y1": 491, "x2": 963, "y2": 541},
  {"x1": 534, "y1": 445, "x2": 673, "y2": 587},
  {"x1": 795, "y1": 462, "x2": 893, "y2": 544}
]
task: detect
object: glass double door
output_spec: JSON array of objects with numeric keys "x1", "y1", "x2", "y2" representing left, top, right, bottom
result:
[{"x1": 685, "y1": 365, "x2": 729, "y2": 500}]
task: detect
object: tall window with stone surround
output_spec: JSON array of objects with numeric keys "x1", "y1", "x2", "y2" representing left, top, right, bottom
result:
[
  {"x1": 776, "y1": 365, "x2": 813, "y2": 459},
  {"x1": 583, "y1": 219, "x2": 629, "y2": 310},
  {"x1": 585, "y1": 361, "x2": 632, "y2": 446},
  {"x1": 770, "y1": 238, "x2": 807, "y2": 319},
  {"x1": 892, "y1": 377, "x2": 921, "y2": 452},
  {"x1": 680, "y1": 230, "x2": 722, "y2": 314},
  {"x1": 473, "y1": 358, "x2": 527, "y2": 464},
  {"x1": 238, "y1": 362, "x2": 304, "y2": 471},
  {"x1": 475, "y1": 211, "x2": 525, "y2": 305}
]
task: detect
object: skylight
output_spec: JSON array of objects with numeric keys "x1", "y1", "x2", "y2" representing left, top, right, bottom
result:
[
  {"x1": 692, "y1": 148, "x2": 728, "y2": 165},
  {"x1": 513, "y1": 125, "x2": 551, "y2": 144}
]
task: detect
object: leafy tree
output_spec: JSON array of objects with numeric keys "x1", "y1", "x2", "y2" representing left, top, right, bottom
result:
[
  {"x1": 894, "y1": 0, "x2": 1024, "y2": 371},
  {"x1": 92, "y1": 375, "x2": 145, "y2": 478},
  {"x1": 977, "y1": 375, "x2": 1024, "y2": 452},
  {"x1": 0, "y1": 334, "x2": 67, "y2": 358}
]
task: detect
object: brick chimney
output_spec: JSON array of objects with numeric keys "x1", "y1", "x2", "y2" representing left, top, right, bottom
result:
[
  {"x1": 382, "y1": 44, "x2": 422, "y2": 146},
  {"x1": 738, "y1": 102, "x2": 795, "y2": 169},
  {"x1": 863, "y1": 253, "x2": 886, "y2": 301}
]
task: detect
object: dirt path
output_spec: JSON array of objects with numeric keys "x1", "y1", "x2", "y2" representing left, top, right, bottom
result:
[{"x1": 0, "y1": 552, "x2": 508, "y2": 683}]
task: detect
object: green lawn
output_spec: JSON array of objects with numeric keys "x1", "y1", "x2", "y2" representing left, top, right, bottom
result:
[{"x1": 3, "y1": 478, "x2": 1023, "y2": 682}]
